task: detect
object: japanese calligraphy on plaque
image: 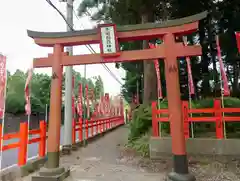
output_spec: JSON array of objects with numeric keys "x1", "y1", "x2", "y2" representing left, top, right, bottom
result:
[{"x1": 100, "y1": 25, "x2": 117, "y2": 54}]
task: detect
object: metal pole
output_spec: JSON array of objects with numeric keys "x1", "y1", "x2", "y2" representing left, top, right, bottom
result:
[
  {"x1": 62, "y1": 0, "x2": 73, "y2": 154},
  {"x1": 136, "y1": 79, "x2": 139, "y2": 104},
  {"x1": 216, "y1": 35, "x2": 226, "y2": 139},
  {"x1": 83, "y1": 65, "x2": 87, "y2": 146},
  {"x1": 189, "y1": 89, "x2": 194, "y2": 138},
  {"x1": 157, "y1": 98, "x2": 161, "y2": 137},
  {"x1": 45, "y1": 104, "x2": 48, "y2": 123},
  {"x1": 0, "y1": 60, "x2": 8, "y2": 171},
  {"x1": 219, "y1": 66, "x2": 226, "y2": 139}
]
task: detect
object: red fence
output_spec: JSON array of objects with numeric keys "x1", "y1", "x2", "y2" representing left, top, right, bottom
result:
[
  {"x1": 0, "y1": 120, "x2": 46, "y2": 166},
  {"x1": 152, "y1": 99, "x2": 240, "y2": 139},
  {"x1": 72, "y1": 116, "x2": 124, "y2": 144},
  {"x1": 0, "y1": 115, "x2": 124, "y2": 168}
]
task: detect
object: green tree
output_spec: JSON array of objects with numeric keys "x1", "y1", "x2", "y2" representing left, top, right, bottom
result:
[
  {"x1": 93, "y1": 75, "x2": 104, "y2": 100},
  {"x1": 5, "y1": 68, "x2": 105, "y2": 115},
  {"x1": 77, "y1": 0, "x2": 173, "y2": 104},
  {"x1": 5, "y1": 70, "x2": 26, "y2": 114}
]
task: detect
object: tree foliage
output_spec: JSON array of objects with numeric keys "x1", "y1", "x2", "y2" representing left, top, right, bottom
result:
[
  {"x1": 5, "y1": 69, "x2": 104, "y2": 115},
  {"x1": 77, "y1": 0, "x2": 240, "y2": 103}
]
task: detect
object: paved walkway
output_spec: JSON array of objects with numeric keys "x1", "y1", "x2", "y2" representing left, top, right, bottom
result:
[{"x1": 22, "y1": 126, "x2": 167, "y2": 181}]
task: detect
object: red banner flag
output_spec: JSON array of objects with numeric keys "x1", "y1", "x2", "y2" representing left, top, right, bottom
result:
[
  {"x1": 216, "y1": 35, "x2": 230, "y2": 96},
  {"x1": 105, "y1": 93, "x2": 110, "y2": 114},
  {"x1": 77, "y1": 83, "x2": 83, "y2": 116},
  {"x1": 149, "y1": 43, "x2": 163, "y2": 99},
  {"x1": 100, "y1": 95, "x2": 104, "y2": 115},
  {"x1": 93, "y1": 103, "x2": 99, "y2": 117},
  {"x1": 24, "y1": 64, "x2": 33, "y2": 115},
  {"x1": 0, "y1": 55, "x2": 7, "y2": 119},
  {"x1": 186, "y1": 57, "x2": 195, "y2": 95},
  {"x1": 183, "y1": 37, "x2": 195, "y2": 95},
  {"x1": 235, "y1": 32, "x2": 240, "y2": 52}
]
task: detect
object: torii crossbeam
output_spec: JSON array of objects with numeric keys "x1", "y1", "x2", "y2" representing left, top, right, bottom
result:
[{"x1": 27, "y1": 11, "x2": 207, "y2": 181}]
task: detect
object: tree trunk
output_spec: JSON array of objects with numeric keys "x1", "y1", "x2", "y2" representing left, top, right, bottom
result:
[
  {"x1": 199, "y1": 19, "x2": 211, "y2": 97},
  {"x1": 142, "y1": 13, "x2": 157, "y2": 104},
  {"x1": 208, "y1": 20, "x2": 218, "y2": 96}
]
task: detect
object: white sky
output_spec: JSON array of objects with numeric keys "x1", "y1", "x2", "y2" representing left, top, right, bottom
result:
[{"x1": 0, "y1": 0, "x2": 125, "y2": 96}]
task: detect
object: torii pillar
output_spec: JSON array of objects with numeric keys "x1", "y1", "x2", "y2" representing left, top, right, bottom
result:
[
  {"x1": 27, "y1": 11, "x2": 207, "y2": 181},
  {"x1": 31, "y1": 46, "x2": 70, "y2": 181}
]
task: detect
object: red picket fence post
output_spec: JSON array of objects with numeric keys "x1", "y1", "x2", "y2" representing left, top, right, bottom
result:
[
  {"x1": 72, "y1": 119, "x2": 76, "y2": 144},
  {"x1": 79, "y1": 118, "x2": 82, "y2": 142},
  {"x1": 97, "y1": 119, "x2": 100, "y2": 134},
  {"x1": 18, "y1": 122, "x2": 28, "y2": 166},
  {"x1": 214, "y1": 99, "x2": 224, "y2": 139},
  {"x1": 102, "y1": 119, "x2": 104, "y2": 132},
  {"x1": 0, "y1": 124, "x2": 2, "y2": 152},
  {"x1": 114, "y1": 118, "x2": 117, "y2": 127},
  {"x1": 91, "y1": 119, "x2": 94, "y2": 137},
  {"x1": 94, "y1": 119, "x2": 97, "y2": 135},
  {"x1": 101, "y1": 120, "x2": 103, "y2": 133},
  {"x1": 105, "y1": 119, "x2": 107, "y2": 131},
  {"x1": 85, "y1": 119, "x2": 89, "y2": 140},
  {"x1": 108, "y1": 118, "x2": 111, "y2": 129},
  {"x1": 116, "y1": 117, "x2": 119, "y2": 126},
  {"x1": 110, "y1": 118, "x2": 112, "y2": 128},
  {"x1": 107, "y1": 119, "x2": 110, "y2": 129},
  {"x1": 39, "y1": 120, "x2": 46, "y2": 157},
  {"x1": 151, "y1": 101, "x2": 159, "y2": 137},
  {"x1": 182, "y1": 101, "x2": 190, "y2": 139}
]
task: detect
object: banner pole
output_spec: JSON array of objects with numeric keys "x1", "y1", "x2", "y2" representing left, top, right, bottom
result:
[
  {"x1": 45, "y1": 104, "x2": 48, "y2": 124},
  {"x1": 0, "y1": 55, "x2": 7, "y2": 171},
  {"x1": 216, "y1": 35, "x2": 229, "y2": 139}
]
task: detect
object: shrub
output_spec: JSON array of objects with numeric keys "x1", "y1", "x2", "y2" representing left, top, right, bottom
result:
[
  {"x1": 128, "y1": 103, "x2": 152, "y2": 141},
  {"x1": 126, "y1": 131, "x2": 150, "y2": 157},
  {"x1": 128, "y1": 99, "x2": 169, "y2": 141}
]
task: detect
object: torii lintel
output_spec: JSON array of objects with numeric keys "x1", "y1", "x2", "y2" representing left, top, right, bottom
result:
[{"x1": 27, "y1": 11, "x2": 207, "y2": 47}]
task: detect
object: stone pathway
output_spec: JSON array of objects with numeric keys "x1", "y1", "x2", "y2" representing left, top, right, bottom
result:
[{"x1": 22, "y1": 126, "x2": 167, "y2": 181}]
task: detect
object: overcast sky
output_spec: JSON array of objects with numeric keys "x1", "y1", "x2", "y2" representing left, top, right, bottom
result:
[{"x1": 0, "y1": 0, "x2": 125, "y2": 96}]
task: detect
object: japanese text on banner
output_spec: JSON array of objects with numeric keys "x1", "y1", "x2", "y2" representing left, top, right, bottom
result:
[{"x1": 0, "y1": 55, "x2": 7, "y2": 119}]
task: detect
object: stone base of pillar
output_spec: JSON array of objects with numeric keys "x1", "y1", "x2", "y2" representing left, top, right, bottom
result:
[
  {"x1": 82, "y1": 140, "x2": 88, "y2": 147},
  {"x1": 168, "y1": 172, "x2": 196, "y2": 181},
  {"x1": 62, "y1": 145, "x2": 72, "y2": 155},
  {"x1": 72, "y1": 144, "x2": 78, "y2": 151},
  {"x1": 32, "y1": 167, "x2": 70, "y2": 181}
]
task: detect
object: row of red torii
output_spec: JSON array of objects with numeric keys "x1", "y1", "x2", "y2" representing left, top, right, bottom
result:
[{"x1": 73, "y1": 79, "x2": 123, "y2": 118}]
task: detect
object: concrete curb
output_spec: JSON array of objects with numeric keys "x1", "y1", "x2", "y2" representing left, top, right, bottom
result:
[
  {"x1": 150, "y1": 137, "x2": 240, "y2": 159},
  {"x1": 0, "y1": 123, "x2": 124, "y2": 181}
]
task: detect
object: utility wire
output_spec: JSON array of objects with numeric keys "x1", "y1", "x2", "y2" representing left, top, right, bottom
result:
[
  {"x1": 45, "y1": 0, "x2": 123, "y2": 86},
  {"x1": 72, "y1": 9, "x2": 123, "y2": 85},
  {"x1": 46, "y1": 0, "x2": 74, "y2": 31}
]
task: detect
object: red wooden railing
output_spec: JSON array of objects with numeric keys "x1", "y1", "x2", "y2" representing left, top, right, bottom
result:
[
  {"x1": 152, "y1": 99, "x2": 240, "y2": 139},
  {"x1": 72, "y1": 116, "x2": 124, "y2": 144},
  {"x1": 0, "y1": 120, "x2": 47, "y2": 166},
  {"x1": 0, "y1": 115, "x2": 124, "y2": 169}
]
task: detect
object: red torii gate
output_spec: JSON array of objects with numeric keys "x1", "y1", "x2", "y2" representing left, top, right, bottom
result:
[{"x1": 27, "y1": 11, "x2": 207, "y2": 181}]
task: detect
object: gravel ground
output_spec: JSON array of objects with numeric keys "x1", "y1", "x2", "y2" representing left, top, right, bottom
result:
[
  {"x1": 21, "y1": 126, "x2": 240, "y2": 181},
  {"x1": 120, "y1": 145, "x2": 240, "y2": 181}
]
